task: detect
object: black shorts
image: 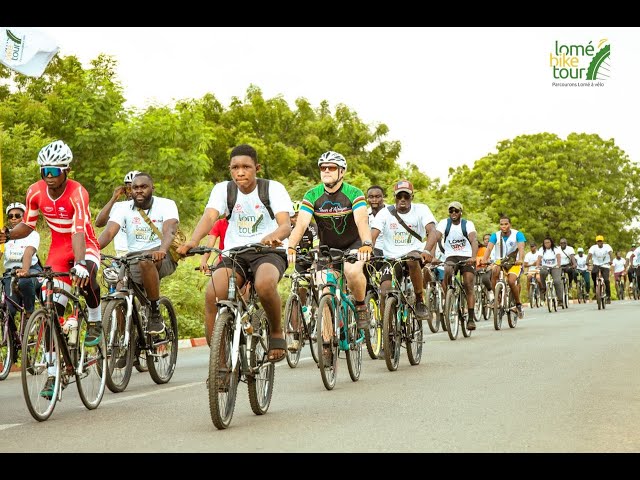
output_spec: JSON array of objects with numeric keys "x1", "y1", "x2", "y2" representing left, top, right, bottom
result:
[
  {"x1": 446, "y1": 255, "x2": 475, "y2": 275},
  {"x1": 216, "y1": 250, "x2": 288, "y2": 283}
]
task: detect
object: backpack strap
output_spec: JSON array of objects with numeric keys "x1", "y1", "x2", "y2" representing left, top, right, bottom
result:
[
  {"x1": 387, "y1": 206, "x2": 423, "y2": 242},
  {"x1": 443, "y1": 218, "x2": 469, "y2": 242},
  {"x1": 226, "y1": 179, "x2": 274, "y2": 220}
]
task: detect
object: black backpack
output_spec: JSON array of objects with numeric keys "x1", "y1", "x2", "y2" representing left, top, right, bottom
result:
[
  {"x1": 226, "y1": 179, "x2": 274, "y2": 220},
  {"x1": 438, "y1": 218, "x2": 469, "y2": 252}
]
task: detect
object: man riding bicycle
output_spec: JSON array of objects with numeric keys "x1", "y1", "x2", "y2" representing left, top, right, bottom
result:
[
  {"x1": 587, "y1": 235, "x2": 613, "y2": 303},
  {"x1": 559, "y1": 238, "x2": 577, "y2": 292}
]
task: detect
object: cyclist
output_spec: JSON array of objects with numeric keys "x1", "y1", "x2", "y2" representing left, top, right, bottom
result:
[
  {"x1": 371, "y1": 180, "x2": 437, "y2": 320},
  {"x1": 367, "y1": 185, "x2": 386, "y2": 258},
  {"x1": 0, "y1": 202, "x2": 43, "y2": 345},
  {"x1": 535, "y1": 236, "x2": 563, "y2": 303},
  {"x1": 476, "y1": 233, "x2": 493, "y2": 301},
  {"x1": 95, "y1": 170, "x2": 141, "y2": 256},
  {"x1": 575, "y1": 247, "x2": 590, "y2": 297},
  {"x1": 423, "y1": 201, "x2": 477, "y2": 328},
  {"x1": 587, "y1": 235, "x2": 613, "y2": 303},
  {"x1": 0, "y1": 140, "x2": 103, "y2": 396},
  {"x1": 287, "y1": 151, "x2": 373, "y2": 365},
  {"x1": 177, "y1": 144, "x2": 293, "y2": 364},
  {"x1": 558, "y1": 238, "x2": 577, "y2": 292},
  {"x1": 98, "y1": 172, "x2": 181, "y2": 335},
  {"x1": 524, "y1": 242, "x2": 542, "y2": 298},
  {"x1": 480, "y1": 214, "x2": 526, "y2": 318},
  {"x1": 199, "y1": 217, "x2": 229, "y2": 272},
  {"x1": 612, "y1": 251, "x2": 627, "y2": 296},
  {"x1": 625, "y1": 243, "x2": 637, "y2": 293}
]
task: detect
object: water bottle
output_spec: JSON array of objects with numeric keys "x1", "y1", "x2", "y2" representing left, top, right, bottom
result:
[
  {"x1": 302, "y1": 305, "x2": 311, "y2": 325},
  {"x1": 240, "y1": 311, "x2": 254, "y2": 335},
  {"x1": 61, "y1": 315, "x2": 79, "y2": 346}
]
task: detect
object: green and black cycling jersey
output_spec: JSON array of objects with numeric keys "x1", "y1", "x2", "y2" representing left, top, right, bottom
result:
[{"x1": 300, "y1": 182, "x2": 367, "y2": 251}]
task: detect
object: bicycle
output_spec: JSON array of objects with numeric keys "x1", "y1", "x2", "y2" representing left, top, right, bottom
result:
[
  {"x1": 615, "y1": 274, "x2": 625, "y2": 301},
  {"x1": 363, "y1": 260, "x2": 383, "y2": 359},
  {"x1": 377, "y1": 253, "x2": 424, "y2": 371},
  {"x1": 424, "y1": 264, "x2": 445, "y2": 333},
  {"x1": 542, "y1": 267, "x2": 559, "y2": 313},
  {"x1": 315, "y1": 246, "x2": 365, "y2": 390},
  {"x1": 0, "y1": 269, "x2": 40, "y2": 380},
  {"x1": 576, "y1": 271, "x2": 588, "y2": 304},
  {"x1": 283, "y1": 253, "x2": 319, "y2": 368},
  {"x1": 185, "y1": 244, "x2": 276, "y2": 429},
  {"x1": 561, "y1": 271, "x2": 570, "y2": 309},
  {"x1": 527, "y1": 269, "x2": 541, "y2": 309},
  {"x1": 630, "y1": 269, "x2": 639, "y2": 300},
  {"x1": 100, "y1": 253, "x2": 179, "y2": 393},
  {"x1": 487, "y1": 258, "x2": 519, "y2": 330},
  {"x1": 19, "y1": 266, "x2": 107, "y2": 422},
  {"x1": 474, "y1": 267, "x2": 491, "y2": 320},
  {"x1": 443, "y1": 259, "x2": 473, "y2": 340},
  {"x1": 594, "y1": 266, "x2": 608, "y2": 310}
]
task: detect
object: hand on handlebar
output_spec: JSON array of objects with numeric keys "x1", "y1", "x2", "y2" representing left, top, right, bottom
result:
[
  {"x1": 71, "y1": 263, "x2": 90, "y2": 288},
  {"x1": 176, "y1": 240, "x2": 198, "y2": 256},
  {"x1": 357, "y1": 244, "x2": 372, "y2": 262}
]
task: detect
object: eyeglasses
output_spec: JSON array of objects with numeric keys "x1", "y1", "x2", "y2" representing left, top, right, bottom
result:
[
  {"x1": 319, "y1": 165, "x2": 338, "y2": 172},
  {"x1": 40, "y1": 166, "x2": 66, "y2": 177},
  {"x1": 7, "y1": 213, "x2": 22, "y2": 219},
  {"x1": 448, "y1": 208, "x2": 461, "y2": 213},
  {"x1": 395, "y1": 192, "x2": 411, "y2": 200}
]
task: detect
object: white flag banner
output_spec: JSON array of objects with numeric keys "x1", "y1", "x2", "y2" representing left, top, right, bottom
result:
[{"x1": 0, "y1": 27, "x2": 59, "y2": 78}]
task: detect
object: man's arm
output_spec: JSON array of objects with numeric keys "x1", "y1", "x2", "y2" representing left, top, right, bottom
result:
[
  {"x1": 371, "y1": 228, "x2": 381, "y2": 246},
  {"x1": 261, "y1": 211, "x2": 291, "y2": 247},
  {"x1": 354, "y1": 207, "x2": 372, "y2": 244},
  {"x1": 482, "y1": 242, "x2": 495, "y2": 265},
  {"x1": 469, "y1": 231, "x2": 478, "y2": 261},
  {"x1": 95, "y1": 186, "x2": 126, "y2": 227},
  {"x1": 98, "y1": 221, "x2": 122, "y2": 249},
  {"x1": 177, "y1": 208, "x2": 219, "y2": 254},
  {"x1": 288, "y1": 210, "x2": 313, "y2": 250}
]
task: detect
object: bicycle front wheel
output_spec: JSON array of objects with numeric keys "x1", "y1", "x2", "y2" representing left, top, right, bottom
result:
[
  {"x1": 444, "y1": 289, "x2": 459, "y2": 340},
  {"x1": 317, "y1": 294, "x2": 338, "y2": 390},
  {"x1": 284, "y1": 294, "x2": 302, "y2": 368},
  {"x1": 460, "y1": 291, "x2": 471, "y2": 338},
  {"x1": 345, "y1": 301, "x2": 362, "y2": 382},
  {"x1": 103, "y1": 298, "x2": 134, "y2": 393},
  {"x1": 209, "y1": 310, "x2": 239, "y2": 429},
  {"x1": 21, "y1": 309, "x2": 60, "y2": 422},
  {"x1": 76, "y1": 312, "x2": 108, "y2": 410},
  {"x1": 507, "y1": 289, "x2": 518, "y2": 329},
  {"x1": 493, "y1": 283, "x2": 503, "y2": 330},
  {"x1": 364, "y1": 290, "x2": 382, "y2": 359},
  {"x1": 0, "y1": 313, "x2": 14, "y2": 381},
  {"x1": 147, "y1": 297, "x2": 178, "y2": 384},
  {"x1": 382, "y1": 296, "x2": 401, "y2": 371},
  {"x1": 248, "y1": 310, "x2": 275, "y2": 416},
  {"x1": 406, "y1": 305, "x2": 423, "y2": 365}
]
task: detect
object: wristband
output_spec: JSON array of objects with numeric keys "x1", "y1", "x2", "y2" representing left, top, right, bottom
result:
[{"x1": 423, "y1": 249, "x2": 432, "y2": 256}]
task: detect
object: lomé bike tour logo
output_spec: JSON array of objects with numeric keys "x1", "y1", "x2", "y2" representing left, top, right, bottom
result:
[{"x1": 550, "y1": 39, "x2": 610, "y2": 87}]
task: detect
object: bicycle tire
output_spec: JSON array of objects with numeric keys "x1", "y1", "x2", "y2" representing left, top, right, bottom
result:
[
  {"x1": 306, "y1": 295, "x2": 319, "y2": 365},
  {"x1": 76, "y1": 309, "x2": 108, "y2": 410},
  {"x1": 133, "y1": 298, "x2": 149, "y2": 372},
  {"x1": 103, "y1": 298, "x2": 134, "y2": 393},
  {"x1": 493, "y1": 282, "x2": 503, "y2": 330},
  {"x1": 317, "y1": 294, "x2": 338, "y2": 390},
  {"x1": 444, "y1": 288, "x2": 459, "y2": 340},
  {"x1": 21, "y1": 309, "x2": 59, "y2": 422},
  {"x1": 596, "y1": 282, "x2": 603, "y2": 310},
  {"x1": 248, "y1": 310, "x2": 275, "y2": 416},
  {"x1": 425, "y1": 284, "x2": 440, "y2": 333},
  {"x1": 284, "y1": 294, "x2": 302, "y2": 368},
  {"x1": 460, "y1": 289, "x2": 471, "y2": 338},
  {"x1": 382, "y1": 296, "x2": 401, "y2": 371},
  {"x1": 482, "y1": 289, "x2": 491, "y2": 320},
  {"x1": 147, "y1": 297, "x2": 178, "y2": 385},
  {"x1": 208, "y1": 310, "x2": 239, "y2": 429},
  {"x1": 405, "y1": 305, "x2": 423, "y2": 365},
  {"x1": 364, "y1": 290, "x2": 382, "y2": 359},
  {"x1": 0, "y1": 313, "x2": 14, "y2": 381},
  {"x1": 507, "y1": 289, "x2": 518, "y2": 329},
  {"x1": 345, "y1": 301, "x2": 362, "y2": 382}
]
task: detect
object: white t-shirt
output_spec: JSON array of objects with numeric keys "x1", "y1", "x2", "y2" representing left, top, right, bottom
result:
[
  {"x1": 612, "y1": 257, "x2": 626, "y2": 274},
  {"x1": 524, "y1": 251, "x2": 541, "y2": 271},
  {"x1": 110, "y1": 196, "x2": 179, "y2": 252},
  {"x1": 436, "y1": 218, "x2": 476, "y2": 259},
  {"x1": 632, "y1": 247, "x2": 640, "y2": 267},
  {"x1": 588, "y1": 243, "x2": 613, "y2": 266},
  {"x1": 575, "y1": 254, "x2": 588, "y2": 271},
  {"x1": 206, "y1": 180, "x2": 292, "y2": 251},
  {"x1": 559, "y1": 245, "x2": 575, "y2": 266},
  {"x1": 109, "y1": 201, "x2": 129, "y2": 253},
  {"x1": 371, "y1": 203, "x2": 436, "y2": 258},
  {"x1": 3, "y1": 231, "x2": 40, "y2": 269},
  {"x1": 368, "y1": 207, "x2": 385, "y2": 250},
  {"x1": 539, "y1": 247, "x2": 562, "y2": 268}
]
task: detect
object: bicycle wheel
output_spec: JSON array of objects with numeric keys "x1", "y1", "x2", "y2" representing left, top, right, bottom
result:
[
  {"x1": 208, "y1": 311, "x2": 239, "y2": 429},
  {"x1": 618, "y1": 281, "x2": 625, "y2": 300},
  {"x1": 21, "y1": 309, "x2": 60, "y2": 422},
  {"x1": 147, "y1": 297, "x2": 178, "y2": 384},
  {"x1": 474, "y1": 286, "x2": 483, "y2": 318},
  {"x1": 317, "y1": 294, "x2": 338, "y2": 390},
  {"x1": 284, "y1": 294, "x2": 302, "y2": 368},
  {"x1": 406, "y1": 304, "x2": 423, "y2": 365},
  {"x1": 382, "y1": 296, "x2": 401, "y2": 371},
  {"x1": 562, "y1": 280, "x2": 569, "y2": 309},
  {"x1": 0, "y1": 314, "x2": 14, "y2": 381},
  {"x1": 576, "y1": 280, "x2": 583, "y2": 304},
  {"x1": 425, "y1": 284, "x2": 440, "y2": 333},
  {"x1": 306, "y1": 296, "x2": 319, "y2": 364},
  {"x1": 529, "y1": 284, "x2": 536, "y2": 309},
  {"x1": 481, "y1": 289, "x2": 491, "y2": 320},
  {"x1": 364, "y1": 290, "x2": 382, "y2": 359},
  {"x1": 133, "y1": 298, "x2": 149, "y2": 372},
  {"x1": 507, "y1": 289, "x2": 518, "y2": 329},
  {"x1": 444, "y1": 289, "x2": 459, "y2": 340},
  {"x1": 102, "y1": 299, "x2": 134, "y2": 393},
  {"x1": 493, "y1": 282, "x2": 503, "y2": 330},
  {"x1": 248, "y1": 310, "x2": 275, "y2": 416},
  {"x1": 345, "y1": 302, "x2": 362, "y2": 382},
  {"x1": 596, "y1": 282, "x2": 603, "y2": 310},
  {"x1": 76, "y1": 311, "x2": 107, "y2": 410}
]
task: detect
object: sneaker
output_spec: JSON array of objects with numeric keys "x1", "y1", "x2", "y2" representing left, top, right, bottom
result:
[
  {"x1": 40, "y1": 376, "x2": 56, "y2": 399},
  {"x1": 147, "y1": 311, "x2": 165, "y2": 335},
  {"x1": 486, "y1": 292, "x2": 495, "y2": 307},
  {"x1": 517, "y1": 305, "x2": 524, "y2": 319},
  {"x1": 467, "y1": 318, "x2": 476, "y2": 330},
  {"x1": 84, "y1": 322, "x2": 103, "y2": 347},
  {"x1": 415, "y1": 301, "x2": 428, "y2": 319},
  {"x1": 355, "y1": 304, "x2": 370, "y2": 329}
]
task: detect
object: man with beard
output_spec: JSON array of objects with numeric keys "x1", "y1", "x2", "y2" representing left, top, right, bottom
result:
[{"x1": 98, "y1": 172, "x2": 180, "y2": 335}]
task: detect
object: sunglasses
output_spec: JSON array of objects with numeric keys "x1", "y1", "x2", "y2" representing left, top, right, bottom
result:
[
  {"x1": 8, "y1": 213, "x2": 22, "y2": 219},
  {"x1": 319, "y1": 165, "x2": 338, "y2": 172},
  {"x1": 395, "y1": 192, "x2": 411, "y2": 200},
  {"x1": 449, "y1": 208, "x2": 461, "y2": 213},
  {"x1": 40, "y1": 166, "x2": 66, "y2": 177}
]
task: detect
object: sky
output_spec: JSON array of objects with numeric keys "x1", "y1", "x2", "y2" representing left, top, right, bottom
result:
[{"x1": 35, "y1": 27, "x2": 640, "y2": 183}]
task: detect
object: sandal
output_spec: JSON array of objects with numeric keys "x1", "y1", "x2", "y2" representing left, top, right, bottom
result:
[{"x1": 267, "y1": 336, "x2": 287, "y2": 363}]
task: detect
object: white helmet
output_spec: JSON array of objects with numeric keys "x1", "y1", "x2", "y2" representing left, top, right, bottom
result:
[
  {"x1": 6, "y1": 202, "x2": 26, "y2": 215},
  {"x1": 318, "y1": 151, "x2": 347, "y2": 170},
  {"x1": 123, "y1": 170, "x2": 141, "y2": 183},
  {"x1": 37, "y1": 140, "x2": 73, "y2": 167}
]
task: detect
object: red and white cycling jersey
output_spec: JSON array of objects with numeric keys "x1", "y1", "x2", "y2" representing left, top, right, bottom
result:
[{"x1": 24, "y1": 179, "x2": 100, "y2": 282}]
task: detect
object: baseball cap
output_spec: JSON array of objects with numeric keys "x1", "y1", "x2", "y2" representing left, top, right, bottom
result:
[
  {"x1": 529, "y1": 242, "x2": 537, "y2": 247},
  {"x1": 448, "y1": 201, "x2": 463, "y2": 211},
  {"x1": 394, "y1": 180, "x2": 413, "y2": 195},
  {"x1": 595, "y1": 235, "x2": 604, "y2": 242},
  {"x1": 577, "y1": 247, "x2": 584, "y2": 253}
]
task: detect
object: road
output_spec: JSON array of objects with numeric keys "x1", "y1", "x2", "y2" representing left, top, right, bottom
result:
[{"x1": 1, "y1": 300, "x2": 638, "y2": 453}]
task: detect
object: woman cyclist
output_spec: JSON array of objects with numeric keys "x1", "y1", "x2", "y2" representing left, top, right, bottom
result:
[{"x1": 536, "y1": 236, "x2": 563, "y2": 303}]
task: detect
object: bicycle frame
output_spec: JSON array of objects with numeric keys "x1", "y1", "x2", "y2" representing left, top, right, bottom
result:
[{"x1": 317, "y1": 265, "x2": 359, "y2": 352}]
